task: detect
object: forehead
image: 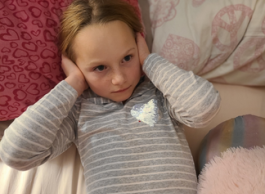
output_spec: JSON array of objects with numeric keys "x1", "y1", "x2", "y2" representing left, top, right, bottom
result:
[{"x1": 73, "y1": 21, "x2": 135, "y2": 62}]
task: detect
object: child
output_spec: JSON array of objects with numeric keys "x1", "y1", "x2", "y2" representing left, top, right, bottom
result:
[{"x1": 0, "y1": 0, "x2": 221, "y2": 193}]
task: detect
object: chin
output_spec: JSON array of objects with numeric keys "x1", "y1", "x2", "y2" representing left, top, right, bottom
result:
[
  {"x1": 112, "y1": 96, "x2": 130, "y2": 103},
  {"x1": 111, "y1": 92, "x2": 132, "y2": 102}
]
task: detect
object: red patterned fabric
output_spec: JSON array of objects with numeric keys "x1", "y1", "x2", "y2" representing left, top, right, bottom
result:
[{"x1": 0, "y1": 0, "x2": 140, "y2": 121}]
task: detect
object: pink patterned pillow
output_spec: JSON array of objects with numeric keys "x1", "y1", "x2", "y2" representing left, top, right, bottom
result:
[
  {"x1": 0, "y1": 0, "x2": 140, "y2": 121},
  {"x1": 149, "y1": 0, "x2": 265, "y2": 86}
]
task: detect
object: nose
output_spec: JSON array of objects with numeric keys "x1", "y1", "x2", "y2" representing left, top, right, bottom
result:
[{"x1": 111, "y1": 69, "x2": 126, "y2": 85}]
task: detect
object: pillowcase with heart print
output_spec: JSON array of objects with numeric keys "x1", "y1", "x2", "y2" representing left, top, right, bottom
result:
[
  {"x1": 0, "y1": 0, "x2": 73, "y2": 121},
  {"x1": 0, "y1": 0, "x2": 141, "y2": 121}
]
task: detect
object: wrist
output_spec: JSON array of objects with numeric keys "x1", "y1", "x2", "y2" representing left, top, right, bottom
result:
[
  {"x1": 141, "y1": 53, "x2": 150, "y2": 67},
  {"x1": 65, "y1": 75, "x2": 87, "y2": 96}
]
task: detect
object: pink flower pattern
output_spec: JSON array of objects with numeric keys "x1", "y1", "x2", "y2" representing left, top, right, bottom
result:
[
  {"x1": 160, "y1": 34, "x2": 200, "y2": 71},
  {"x1": 200, "y1": 4, "x2": 253, "y2": 74},
  {"x1": 149, "y1": 0, "x2": 180, "y2": 28},
  {"x1": 192, "y1": 0, "x2": 206, "y2": 7},
  {"x1": 234, "y1": 37, "x2": 265, "y2": 73}
]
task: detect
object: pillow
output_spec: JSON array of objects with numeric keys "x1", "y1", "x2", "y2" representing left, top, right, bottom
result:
[
  {"x1": 0, "y1": 0, "x2": 73, "y2": 121},
  {"x1": 148, "y1": 0, "x2": 265, "y2": 86},
  {"x1": 198, "y1": 114, "x2": 265, "y2": 173},
  {"x1": 0, "y1": 0, "x2": 141, "y2": 121}
]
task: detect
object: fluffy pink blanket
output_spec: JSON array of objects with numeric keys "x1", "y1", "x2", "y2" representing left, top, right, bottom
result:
[{"x1": 198, "y1": 146, "x2": 265, "y2": 194}]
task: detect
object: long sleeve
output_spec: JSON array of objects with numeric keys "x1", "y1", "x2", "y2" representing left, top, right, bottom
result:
[
  {"x1": 143, "y1": 53, "x2": 221, "y2": 128},
  {"x1": 0, "y1": 81, "x2": 80, "y2": 171}
]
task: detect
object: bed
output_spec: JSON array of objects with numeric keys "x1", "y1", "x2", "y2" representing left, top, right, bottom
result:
[{"x1": 1, "y1": 0, "x2": 265, "y2": 193}]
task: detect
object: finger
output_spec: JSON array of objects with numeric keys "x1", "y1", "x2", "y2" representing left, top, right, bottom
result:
[
  {"x1": 136, "y1": 32, "x2": 144, "y2": 43},
  {"x1": 61, "y1": 54, "x2": 74, "y2": 65},
  {"x1": 61, "y1": 54, "x2": 76, "y2": 77},
  {"x1": 136, "y1": 33, "x2": 150, "y2": 65}
]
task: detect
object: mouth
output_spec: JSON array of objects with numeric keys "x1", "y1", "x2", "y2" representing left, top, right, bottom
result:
[{"x1": 112, "y1": 86, "x2": 131, "y2": 93}]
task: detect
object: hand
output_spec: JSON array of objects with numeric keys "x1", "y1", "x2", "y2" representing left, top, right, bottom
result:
[
  {"x1": 61, "y1": 55, "x2": 88, "y2": 96},
  {"x1": 136, "y1": 32, "x2": 150, "y2": 66}
]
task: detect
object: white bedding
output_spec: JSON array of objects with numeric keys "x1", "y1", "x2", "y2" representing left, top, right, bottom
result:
[{"x1": 0, "y1": 145, "x2": 85, "y2": 194}]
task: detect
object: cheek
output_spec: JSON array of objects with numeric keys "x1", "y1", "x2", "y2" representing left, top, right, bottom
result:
[
  {"x1": 128, "y1": 62, "x2": 141, "y2": 81},
  {"x1": 84, "y1": 73, "x2": 111, "y2": 93},
  {"x1": 133, "y1": 57, "x2": 141, "y2": 73},
  {"x1": 83, "y1": 74, "x2": 101, "y2": 88},
  {"x1": 87, "y1": 80, "x2": 107, "y2": 95}
]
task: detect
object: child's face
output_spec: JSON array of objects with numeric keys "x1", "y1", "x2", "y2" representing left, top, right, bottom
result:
[{"x1": 73, "y1": 20, "x2": 142, "y2": 102}]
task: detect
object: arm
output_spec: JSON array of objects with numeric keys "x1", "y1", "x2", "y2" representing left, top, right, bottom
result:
[
  {"x1": 0, "y1": 56, "x2": 87, "y2": 170},
  {"x1": 143, "y1": 54, "x2": 220, "y2": 128},
  {"x1": 136, "y1": 33, "x2": 221, "y2": 128},
  {"x1": 0, "y1": 81, "x2": 79, "y2": 170}
]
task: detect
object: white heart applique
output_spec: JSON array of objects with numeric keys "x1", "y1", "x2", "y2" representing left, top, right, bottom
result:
[{"x1": 131, "y1": 99, "x2": 161, "y2": 126}]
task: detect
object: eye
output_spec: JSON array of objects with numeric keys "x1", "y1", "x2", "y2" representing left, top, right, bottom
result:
[
  {"x1": 94, "y1": 65, "x2": 106, "y2": 72},
  {"x1": 122, "y1": 55, "x2": 132, "y2": 63}
]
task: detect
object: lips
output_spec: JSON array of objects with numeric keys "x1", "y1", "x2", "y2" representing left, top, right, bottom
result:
[{"x1": 112, "y1": 86, "x2": 131, "y2": 93}]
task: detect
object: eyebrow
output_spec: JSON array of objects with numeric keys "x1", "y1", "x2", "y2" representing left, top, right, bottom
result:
[
  {"x1": 88, "y1": 47, "x2": 136, "y2": 66},
  {"x1": 124, "y1": 47, "x2": 135, "y2": 54}
]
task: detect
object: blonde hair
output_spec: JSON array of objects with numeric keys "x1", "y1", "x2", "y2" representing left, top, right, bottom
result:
[{"x1": 59, "y1": 0, "x2": 143, "y2": 62}]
